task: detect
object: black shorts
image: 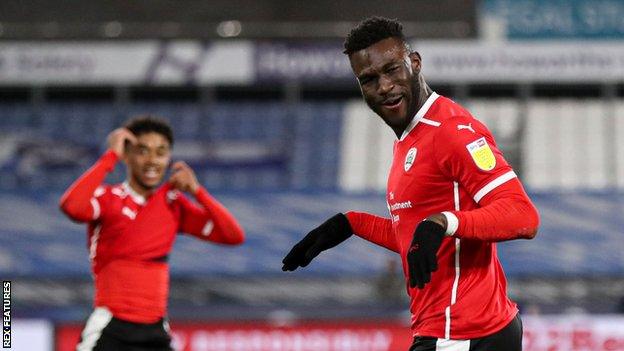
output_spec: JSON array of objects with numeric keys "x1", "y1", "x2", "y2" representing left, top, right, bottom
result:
[
  {"x1": 409, "y1": 314, "x2": 523, "y2": 351},
  {"x1": 76, "y1": 307, "x2": 172, "y2": 351}
]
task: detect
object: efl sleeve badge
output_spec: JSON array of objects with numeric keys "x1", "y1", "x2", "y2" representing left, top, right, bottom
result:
[{"x1": 466, "y1": 137, "x2": 496, "y2": 171}]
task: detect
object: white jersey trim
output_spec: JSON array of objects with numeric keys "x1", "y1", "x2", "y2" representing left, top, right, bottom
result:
[
  {"x1": 122, "y1": 181, "x2": 146, "y2": 205},
  {"x1": 202, "y1": 220, "x2": 214, "y2": 237},
  {"x1": 419, "y1": 117, "x2": 441, "y2": 127},
  {"x1": 444, "y1": 181, "x2": 462, "y2": 339},
  {"x1": 94, "y1": 186, "x2": 106, "y2": 197},
  {"x1": 399, "y1": 92, "x2": 440, "y2": 141},
  {"x1": 76, "y1": 307, "x2": 113, "y2": 351},
  {"x1": 435, "y1": 338, "x2": 470, "y2": 351},
  {"x1": 89, "y1": 225, "x2": 101, "y2": 262},
  {"x1": 473, "y1": 170, "x2": 517, "y2": 203},
  {"x1": 90, "y1": 198, "x2": 100, "y2": 220}
]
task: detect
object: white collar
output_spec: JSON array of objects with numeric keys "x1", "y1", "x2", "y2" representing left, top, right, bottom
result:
[
  {"x1": 399, "y1": 91, "x2": 439, "y2": 141},
  {"x1": 122, "y1": 181, "x2": 146, "y2": 205}
]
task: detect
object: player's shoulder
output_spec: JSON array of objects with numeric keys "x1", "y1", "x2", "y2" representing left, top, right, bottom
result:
[
  {"x1": 106, "y1": 183, "x2": 141, "y2": 202},
  {"x1": 439, "y1": 115, "x2": 484, "y2": 132},
  {"x1": 166, "y1": 188, "x2": 184, "y2": 204},
  {"x1": 433, "y1": 112, "x2": 494, "y2": 151},
  {"x1": 435, "y1": 115, "x2": 483, "y2": 139},
  {"x1": 93, "y1": 184, "x2": 113, "y2": 198},
  {"x1": 432, "y1": 97, "x2": 490, "y2": 141},
  {"x1": 431, "y1": 95, "x2": 469, "y2": 121},
  {"x1": 161, "y1": 186, "x2": 193, "y2": 209},
  {"x1": 426, "y1": 95, "x2": 474, "y2": 126},
  {"x1": 106, "y1": 183, "x2": 127, "y2": 199}
]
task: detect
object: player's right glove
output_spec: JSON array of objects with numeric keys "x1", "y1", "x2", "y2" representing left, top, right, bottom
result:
[
  {"x1": 407, "y1": 220, "x2": 445, "y2": 289},
  {"x1": 282, "y1": 213, "x2": 353, "y2": 271}
]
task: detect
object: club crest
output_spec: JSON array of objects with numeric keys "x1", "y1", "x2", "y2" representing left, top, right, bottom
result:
[{"x1": 404, "y1": 147, "x2": 417, "y2": 172}]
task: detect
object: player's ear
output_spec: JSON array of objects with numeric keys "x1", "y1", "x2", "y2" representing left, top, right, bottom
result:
[{"x1": 409, "y1": 52, "x2": 421, "y2": 74}]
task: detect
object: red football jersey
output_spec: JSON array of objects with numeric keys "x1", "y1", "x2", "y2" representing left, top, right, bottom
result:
[
  {"x1": 60, "y1": 151, "x2": 244, "y2": 323},
  {"x1": 388, "y1": 92, "x2": 519, "y2": 339},
  {"x1": 349, "y1": 92, "x2": 524, "y2": 339}
]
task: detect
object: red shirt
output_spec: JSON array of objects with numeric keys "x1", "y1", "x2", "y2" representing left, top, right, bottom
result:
[
  {"x1": 347, "y1": 92, "x2": 538, "y2": 339},
  {"x1": 60, "y1": 151, "x2": 244, "y2": 323}
]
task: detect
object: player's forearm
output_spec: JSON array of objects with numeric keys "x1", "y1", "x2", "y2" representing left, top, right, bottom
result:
[
  {"x1": 448, "y1": 193, "x2": 539, "y2": 242},
  {"x1": 193, "y1": 187, "x2": 245, "y2": 245},
  {"x1": 59, "y1": 150, "x2": 117, "y2": 221},
  {"x1": 345, "y1": 211, "x2": 399, "y2": 253}
]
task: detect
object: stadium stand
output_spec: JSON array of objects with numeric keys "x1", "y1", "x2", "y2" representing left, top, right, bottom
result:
[{"x1": 2, "y1": 98, "x2": 624, "y2": 324}]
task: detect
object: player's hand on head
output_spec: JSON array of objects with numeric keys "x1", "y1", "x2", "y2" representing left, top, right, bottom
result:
[
  {"x1": 168, "y1": 161, "x2": 200, "y2": 194},
  {"x1": 107, "y1": 128, "x2": 138, "y2": 158},
  {"x1": 282, "y1": 213, "x2": 353, "y2": 272},
  {"x1": 407, "y1": 220, "x2": 446, "y2": 289}
]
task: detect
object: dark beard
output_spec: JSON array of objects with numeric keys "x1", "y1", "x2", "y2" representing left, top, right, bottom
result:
[
  {"x1": 404, "y1": 76, "x2": 421, "y2": 125},
  {"x1": 365, "y1": 76, "x2": 422, "y2": 133}
]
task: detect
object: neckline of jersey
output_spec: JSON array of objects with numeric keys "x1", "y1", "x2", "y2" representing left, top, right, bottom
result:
[
  {"x1": 398, "y1": 91, "x2": 440, "y2": 142},
  {"x1": 122, "y1": 181, "x2": 147, "y2": 205}
]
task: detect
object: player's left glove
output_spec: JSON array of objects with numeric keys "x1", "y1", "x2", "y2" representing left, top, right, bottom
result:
[
  {"x1": 282, "y1": 213, "x2": 353, "y2": 272},
  {"x1": 407, "y1": 220, "x2": 446, "y2": 289}
]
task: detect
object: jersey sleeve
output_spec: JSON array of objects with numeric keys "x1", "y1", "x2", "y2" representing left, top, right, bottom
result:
[
  {"x1": 432, "y1": 116, "x2": 517, "y2": 204},
  {"x1": 433, "y1": 116, "x2": 540, "y2": 241},
  {"x1": 176, "y1": 187, "x2": 245, "y2": 245},
  {"x1": 59, "y1": 150, "x2": 118, "y2": 223},
  {"x1": 345, "y1": 211, "x2": 399, "y2": 253},
  {"x1": 446, "y1": 178, "x2": 540, "y2": 241}
]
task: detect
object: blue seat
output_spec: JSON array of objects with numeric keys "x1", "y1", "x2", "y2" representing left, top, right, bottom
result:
[
  {"x1": 40, "y1": 102, "x2": 119, "y2": 146},
  {"x1": 0, "y1": 103, "x2": 37, "y2": 132}
]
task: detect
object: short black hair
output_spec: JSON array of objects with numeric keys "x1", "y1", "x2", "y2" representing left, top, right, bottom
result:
[
  {"x1": 343, "y1": 17, "x2": 406, "y2": 55},
  {"x1": 124, "y1": 115, "x2": 174, "y2": 146}
]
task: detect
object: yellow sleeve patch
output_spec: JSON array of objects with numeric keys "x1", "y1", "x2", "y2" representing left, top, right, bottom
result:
[{"x1": 466, "y1": 137, "x2": 496, "y2": 171}]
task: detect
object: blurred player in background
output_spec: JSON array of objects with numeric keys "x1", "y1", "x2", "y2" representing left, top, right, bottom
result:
[
  {"x1": 282, "y1": 17, "x2": 539, "y2": 351},
  {"x1": 60, "y1": 116, "x2": 245, "y2": 351}
]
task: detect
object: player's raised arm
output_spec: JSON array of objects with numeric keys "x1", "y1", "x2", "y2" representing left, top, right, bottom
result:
[
  {"x1": 169, "y1": 161, "x2": 245, "y2": 245},
  {"x1": 59, "y1": 128, "x2": 137, "y2": 222}
]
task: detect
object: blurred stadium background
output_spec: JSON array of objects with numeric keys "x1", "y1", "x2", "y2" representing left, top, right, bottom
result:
[{"x1": 1, "y1": 0, "x2": 624, "y2": 350}]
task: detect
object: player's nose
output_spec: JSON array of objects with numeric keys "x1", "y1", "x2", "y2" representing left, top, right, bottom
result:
[{"x1": 377, "y1": 75, "x2": 394, "y2": 95}]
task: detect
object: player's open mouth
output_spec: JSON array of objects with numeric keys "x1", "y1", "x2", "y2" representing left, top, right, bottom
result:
[
  {"x1": 143, "y1": 168, "x2": 161, "y2": 180},
  {"x1": 382, "y1": 96, "x2": 403, "y2": 110}
]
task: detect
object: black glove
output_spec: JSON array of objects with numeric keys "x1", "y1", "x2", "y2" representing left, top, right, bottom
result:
[
  {"x1": 407, "y1": 220, "x2": 446, "y2": 289},
  {"x1": 282, "y1": 213, "x2": 353, "y2": 271}
]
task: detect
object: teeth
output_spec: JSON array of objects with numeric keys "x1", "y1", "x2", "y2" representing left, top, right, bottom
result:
[{"x1": 385, "y1": 97, "x2": 401, "y2": 105}]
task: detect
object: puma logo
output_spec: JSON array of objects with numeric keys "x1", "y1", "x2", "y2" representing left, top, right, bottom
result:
[{"x1": 457, "y1": 123, "x2": 475, "y2": 133}]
